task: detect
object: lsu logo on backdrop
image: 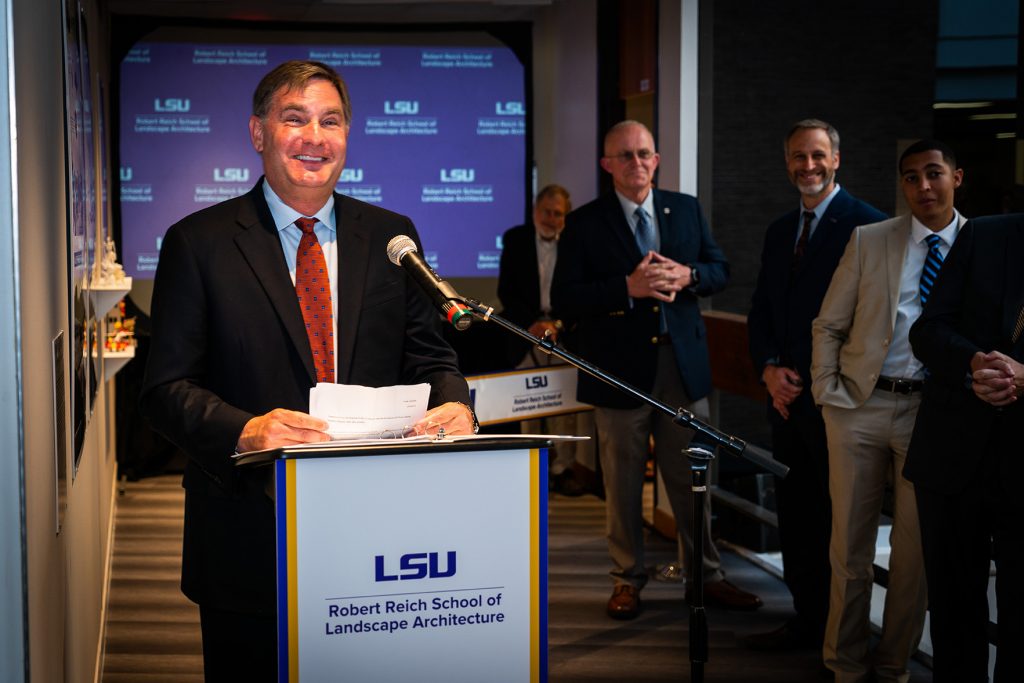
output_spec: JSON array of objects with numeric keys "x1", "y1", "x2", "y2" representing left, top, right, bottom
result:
[
  {"x1": 213, "y1": 168, "x2": 249, "y2": 183},
  {"x1": 495, "y1": 101, "x2": 525, "y2": 116},
  {"x1": 384, "y1": 100, "x2": 419, "y2": 115},
  {"x1": 153, "y1": 98, "x2": 191, "y2": 113},
  {"x1": 375, "y1": 551, "x2": 457, "y2": 581},
  {"x1": 119, "y1": 167, "x2": 133, "y2": 182},
  {"x1": 525, "y1": 375, "x2": 548, "y2": 390},
  {"x1": 339, "y1": 168, "x2": 364, "y2": 183},
  {"x1": 440, "y1": 168, "x2": 475, "y2": 183}
]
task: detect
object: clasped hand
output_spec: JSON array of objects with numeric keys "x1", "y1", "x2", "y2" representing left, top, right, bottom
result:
[
  {"x1": 970, "y1": 350, "x2": 1024, "y2": 406},
  {"x1": 626, "y1": 251, "x2": 692, "y2": 302},
  {"x1": 762, "y1": 365, "x2": 803, "y2": 420}
]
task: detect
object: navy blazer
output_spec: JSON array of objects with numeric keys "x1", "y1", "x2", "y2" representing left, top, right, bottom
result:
[
  {"x1": 140, "y1": 180, "x2": 469, "y2": 613},
  {"x1": 552, "y1": 189, "x2": 729, "y2": 407},
  {"x1": 906, "y1": 215, "x2": 1024, "y2": 494},
  {"x1": 747, "y1": 187, "x2": 886, "y2": 419},
  {"x1": 497, "y1": 223, "x2": 545, "y2": 330}
]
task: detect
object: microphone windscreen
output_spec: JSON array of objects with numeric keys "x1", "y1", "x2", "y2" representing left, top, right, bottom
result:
[{"x1": 386, "y1": 234, "x2": 418, "y2": 266}]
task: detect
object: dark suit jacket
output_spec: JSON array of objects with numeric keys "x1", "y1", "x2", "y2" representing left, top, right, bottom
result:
[
  {"x1": 498, "y1": 223, "x2": 545, "y2": 330},
  {"x1": 140, "y1": 180, "x2": 469, "y2": 613},
  {"x1": 496, "y1": 223, "x2": 564, "y2": 366},
  {"x1": 747, "y1": 187, "x2": 886, "y2": 421},
  {"x1": 551, "y1": 189, "x2": 728, "y2": 407},
  {"x1": 905, "y1": 215, "x2": 1024, "y2": 495}
]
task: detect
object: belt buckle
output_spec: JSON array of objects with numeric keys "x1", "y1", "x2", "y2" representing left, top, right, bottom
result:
[{"x1": 893, "y1": 378, "x2": 915, "y2": 394}]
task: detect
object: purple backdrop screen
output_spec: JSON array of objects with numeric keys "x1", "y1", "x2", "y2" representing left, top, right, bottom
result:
[{"x1": 119, "y1": 38, "x2": 526, "y2": 278}]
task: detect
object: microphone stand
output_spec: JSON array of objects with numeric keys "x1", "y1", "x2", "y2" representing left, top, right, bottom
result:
[{"x1": 454, "y1": 296, "x2": 788, "y2": 683}]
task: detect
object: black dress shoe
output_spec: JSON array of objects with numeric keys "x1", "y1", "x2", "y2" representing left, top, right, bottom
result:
[
  {"x1": 606, "y1": 585, "x2": 642, "y2": 620},
  {"x1": 739, "y1": 623, "x2": 816, "y2": 651},
  {"x1": 551, "y1": 470, "x2": 587, "y2": 497}
]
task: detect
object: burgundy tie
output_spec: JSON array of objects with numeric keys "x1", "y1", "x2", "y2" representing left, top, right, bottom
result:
[
  {"x1": 295, "y1": 217, "x2": 335, "y2": 383},
  {"x1": 793, "y1": 210, "x2": 814, "y2": 268}
]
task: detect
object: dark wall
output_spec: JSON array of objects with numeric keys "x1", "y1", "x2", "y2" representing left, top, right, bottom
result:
[{"x1": 709, "y1": 0, "x2": 938, "y2": 313}]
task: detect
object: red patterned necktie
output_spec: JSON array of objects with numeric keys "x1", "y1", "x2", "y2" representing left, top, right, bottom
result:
[{"x1": 295, "y1": 217, "x2": 335, "y2": 383}]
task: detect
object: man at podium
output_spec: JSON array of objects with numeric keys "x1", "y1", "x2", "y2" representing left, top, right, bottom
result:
[{"x1": 140, "y1": 60, "x2": 473, "y2": 681}]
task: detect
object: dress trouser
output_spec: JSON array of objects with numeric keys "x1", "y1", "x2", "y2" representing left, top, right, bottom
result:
[
  {"x1": 770, "y1": 398, "x2": 832, "y2": 644},
  {"x1": 593, "y1": 345, "x2": 723, "y2": 587},
  {"x1": 822, "y1": 390, "x2": 927, "y2": 683},
  {"x1": 915, "y1": 409, "x2": 1023, "y2": 683},
  {"x1": 199, "y1": 604, "x2": 277, "y2": 683}
]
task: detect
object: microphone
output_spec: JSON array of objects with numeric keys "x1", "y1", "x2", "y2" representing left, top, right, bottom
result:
[{"x1": 386, "y1": 235, "x2": 474, "y2": 331}]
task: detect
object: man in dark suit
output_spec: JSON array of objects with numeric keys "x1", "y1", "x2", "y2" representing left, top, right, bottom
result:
[
  {"x1": 140, "y1": 61, "x2": 473, "y2": 682},
  {"x1": 553, "y1": 120, "x2": 761, "y2": 620},
  {"x1": 498, "y1": 184, "x2": 595, "y2": 495},
  {"x1": 906, "y1": 215, "x2": 1024, "y2": 682},
  {"x1": 745, "y1": 119, "x2": 886, "y2": 651},
  {"x1": 499, "y1": 184, "x2": 572, "y2": 364}
]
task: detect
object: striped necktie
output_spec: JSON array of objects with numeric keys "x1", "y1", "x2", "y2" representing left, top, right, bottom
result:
[
  {"x1": 295, "y1": 217, "x2": 335, "y2": 383},
  {"x1": 919, "y1": 234, "x2": 944, "y2": 306},
  {"x1": 634, "y1": 207, "x2": 656, "y2": 254}
]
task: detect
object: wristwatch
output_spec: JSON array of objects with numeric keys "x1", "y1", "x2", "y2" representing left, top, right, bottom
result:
[{"x1": 688, "y1": 264, "x2": 700, "y2": 286}]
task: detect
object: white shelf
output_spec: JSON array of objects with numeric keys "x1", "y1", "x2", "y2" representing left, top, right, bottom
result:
[
  {"x1": 95, "y1": 347, "x2": 136, "y2": 382},
  {"x1": 89, "y1": 276, "x2": 133, "y2": 316}
]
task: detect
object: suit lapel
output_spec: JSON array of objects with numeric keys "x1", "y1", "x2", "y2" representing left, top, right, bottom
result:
[
  {"x1": 652, "y1": 190, "x2": 685, "y2": 257},
  {"x1": 1000, "y1": 217, "x2": 1024, "y2": 344},
  {"x1": 334, "y1": 193, "x2": 371, "y2": 383},
  {"x1": 232, "y1": 186, "x2": 317, "y2": 384},
  {"x1": 802, "y1": 188, "x2": 851, "y2": 265},
  {"x1": 885, "y1": 215, "x2": 912, "y2": 328},
  {"x1": 602, "y1": 192, "x2": 643, "y2": 261}
]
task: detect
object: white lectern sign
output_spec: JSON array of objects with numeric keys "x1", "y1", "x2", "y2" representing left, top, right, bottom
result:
[{"x1": 274, "y1": 445, "x2": 547, "y2": 682}]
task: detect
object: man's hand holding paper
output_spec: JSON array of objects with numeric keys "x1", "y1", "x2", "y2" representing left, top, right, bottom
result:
[{"x1": 309, "y1": 383, "x2": 432, "y2": 439}]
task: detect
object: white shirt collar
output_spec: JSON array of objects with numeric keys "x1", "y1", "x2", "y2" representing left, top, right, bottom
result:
[
  {"x1": 910, "y1": 209, "x2": 961, "y2": 247},
  {"x1": 261, "y1": 178, "x2": 336, "y2": 233}
]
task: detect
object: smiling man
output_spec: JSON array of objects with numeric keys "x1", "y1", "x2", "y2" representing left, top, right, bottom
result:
[
  {"x1": 745, "y1": 120, "x2": 886, "y2": 654},
  {"x1": 811, "y1": 139, "x2": 964, "y2": 682},
  {"x1": 553, "y1": 120, "x2": 762, "y2": 620},
  {"x1": 140, "y1": 61, "x2": 472, "y2": 681}
]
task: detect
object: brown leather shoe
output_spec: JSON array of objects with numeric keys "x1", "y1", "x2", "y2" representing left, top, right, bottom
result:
[
  {"x1": 606, "y1": 584, "x2": 642, "y2": 620},
  {"x1": 686, "y1": 579, "x2": 763, "y2": 611}
]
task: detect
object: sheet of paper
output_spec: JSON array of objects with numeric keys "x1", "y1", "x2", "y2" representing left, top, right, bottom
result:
[{"x1": 309, "y1": 383, "x2": 430, "y2": 439}]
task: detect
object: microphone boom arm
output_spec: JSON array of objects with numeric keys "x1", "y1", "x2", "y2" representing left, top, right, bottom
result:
[{"x1": 455, "y1": 296, "x2": 787, "y2": 477}]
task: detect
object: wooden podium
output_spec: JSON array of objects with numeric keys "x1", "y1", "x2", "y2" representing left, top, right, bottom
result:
[{"x1": 239, "y1": 437, "x2": 552, "y2": 683}]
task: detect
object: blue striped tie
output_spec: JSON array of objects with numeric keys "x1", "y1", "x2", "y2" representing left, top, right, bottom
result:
[
  {"x1": 919, "y1": 234, "x2": 944, "y2": 306},
  {"x1": 634, "y1": 207, "x2": 656, "y2": 254}
]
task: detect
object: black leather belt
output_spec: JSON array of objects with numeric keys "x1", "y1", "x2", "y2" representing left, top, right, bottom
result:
[{"x1": 875, "y1": 376, "x2": 924, "y2": 395}]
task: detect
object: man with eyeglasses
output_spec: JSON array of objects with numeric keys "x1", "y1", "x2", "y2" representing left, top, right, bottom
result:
[
  {"x1": 744, "y1": 119, "x2": 885, "y2": 654},
  {"x1": 553, "y1": 120, "x2": 762, "y2": 620}
]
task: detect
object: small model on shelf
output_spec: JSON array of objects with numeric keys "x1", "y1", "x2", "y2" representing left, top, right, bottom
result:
[
  {"x1": 95, "y1": 235, "x2": 127, "y2": 286},
  {"x1": 105, "y1": 301, "x2": 136, "y2": 353}
]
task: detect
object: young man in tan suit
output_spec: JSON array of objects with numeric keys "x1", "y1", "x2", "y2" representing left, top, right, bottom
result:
[{"x1": 811, "y1": 139, "x2": 965, "y2": 683}]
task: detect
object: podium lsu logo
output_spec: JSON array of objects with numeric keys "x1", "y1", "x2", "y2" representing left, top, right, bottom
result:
[
  {"x1": 213, "y1": 168, "x2": 249, "y2": 183},
  {"x1": 339, "y1": 168, "x2": 364, "y2": 183},
  {"x1": 119, "y1": 167, "x2": 133, "y2": 182},
  {"x1": 440, "y1": 168, "x2": 475, "y2": 183},
  {"x1": 154, "y1": 98, "x2": 191, "y2": 113},
  {"x1": 495, "y1": 101, "x2": 524, "y2": 116},
  {"x1": 385, "y1": 100, "x2": 419, "y2": 115},
  {"x1": 525, "y1": 375, "x2": 548, "y2": 389},
  {"x1": 375, "y1": 551, "x2": 457, "y2": 581}
]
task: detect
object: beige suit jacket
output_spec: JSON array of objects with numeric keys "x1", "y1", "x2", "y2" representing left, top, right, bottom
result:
[{"x1": 810, "y1": 213, "x2": 966, "y2": 409}]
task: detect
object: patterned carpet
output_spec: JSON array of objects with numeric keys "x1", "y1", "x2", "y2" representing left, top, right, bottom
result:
[{"x1": 101, "y1": 474, "x2": 933, "y2": 682}]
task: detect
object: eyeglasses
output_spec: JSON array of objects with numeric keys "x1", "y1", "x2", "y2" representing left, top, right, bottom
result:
[{"x1": 607, "y1": 149, "x2": 656, "y2": 162}]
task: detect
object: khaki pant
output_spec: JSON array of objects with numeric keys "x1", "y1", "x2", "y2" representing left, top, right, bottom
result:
[{"x1": 822, "y1": 390, "x2": 928, "y2": 683}]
